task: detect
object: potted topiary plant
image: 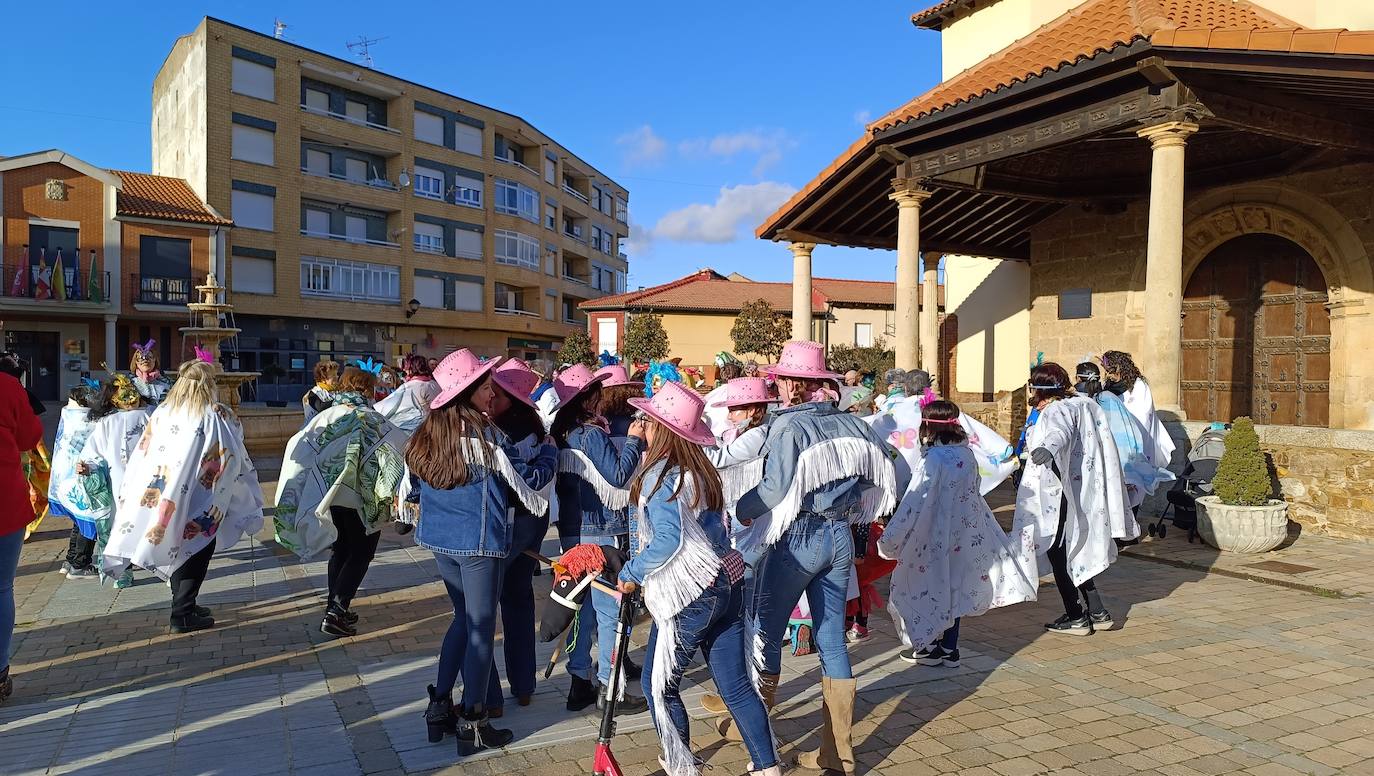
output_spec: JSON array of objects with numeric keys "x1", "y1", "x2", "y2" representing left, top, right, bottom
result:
[{"x1": 1195, "y1": 417, "x2": 1289, "y2": 553}]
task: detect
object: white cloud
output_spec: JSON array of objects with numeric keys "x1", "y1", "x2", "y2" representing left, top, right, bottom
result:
[
  {"x1": 622, "y1": 218, "x2": 656, "y2": 257},
  {"x1": 854, "y1": 109, "x2": 872, "y2": 126},
  {"x1": 651, "y1": 182, "x2": 798, "y2": 244},
  {"x1": 678, "y1": 129, "x2": 797, "y2": 176},
  {"x1": 615, "y1": 125, "x2": 668, "y2": 167}
]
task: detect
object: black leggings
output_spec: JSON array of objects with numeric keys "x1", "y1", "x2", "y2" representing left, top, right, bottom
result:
[
  {"x1": 1046, "y1": 493, "x2": 1106, "y2": 619},
  {"x1": 66, "y1": 526, "x2": 96, "y2": 569},
  {"x1": 171, "y1": 539, "x2": 217, "y2": 617},
  {"x1": 327, "y1": 506, "x2": 381, "y2": 611}
]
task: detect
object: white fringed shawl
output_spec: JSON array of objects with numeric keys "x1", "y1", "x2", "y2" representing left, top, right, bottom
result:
[
  {"x1": 559, "y1": 448, "x2": 632, "y2": 511},
  {"x1": 464, "y1": 437, "x2": 550, "y2": 517},
  {"x1": 736, "y1": 436, "x2": 898, "y2": 556}
]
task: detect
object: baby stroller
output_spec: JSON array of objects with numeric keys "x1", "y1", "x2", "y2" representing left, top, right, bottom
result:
[{"x1": 1149, "y1": 424, "x2": 1229, "y2": 541}]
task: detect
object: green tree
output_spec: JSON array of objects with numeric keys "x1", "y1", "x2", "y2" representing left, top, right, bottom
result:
[
  {"x1": 622, "y1": 312, "x2": 670, "y2": 364},
  {"x1": 1213, "y1": 417, "x2": 1273, "y2": 506},
  {"x1": 829, "y1": 337, "x2": 895, "y2": 387},
  {"x1": 558, "y1": 330, "x2": 598, "y2": 368},
  {"x1": 730, "y1": 299, "x2": 791, "y2": 361}
]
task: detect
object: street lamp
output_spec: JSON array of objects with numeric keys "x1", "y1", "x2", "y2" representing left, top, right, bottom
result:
[{"x1": 405, "y1": 298, "x2": 421, "y2": 319}]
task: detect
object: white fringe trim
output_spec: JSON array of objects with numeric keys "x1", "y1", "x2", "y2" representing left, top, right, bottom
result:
[
  {"x1": 719, "y1": 457, "x2": 765, "y2": 507},
  {"x1": 559, "y1": 448, "x2": 631, "y2": 511},
  {"x1": 737, "y1": 437, "x2": 898, "y2": 555},
  {"x1": 460, "y1": 437, "x2": 549, "y2": 516},
  {"x1": 639, "y1": 473, "x2": 721, "y2": 776}
]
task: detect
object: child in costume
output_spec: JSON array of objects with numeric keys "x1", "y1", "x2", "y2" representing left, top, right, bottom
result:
[
  {"x1": 375, "y1": 353, "x2": 440, "y2": 433},
  {"x1": 617, "y1": 381, "x2": 781, "y2": 776},
  {"x1": 49, "y1": 383, "x2": 101, "y2": 577},
  {"x1": 129, "y1": 340, "x2": 172, "y2": 404},
  {"x1": 303, "y1": 359, "x2": 341, "y2": 423},
  {"x1": 77, "y1": 374, "x2": 154, "y2": 589},
  {"x1": 1075, "y1": 362, "x2": 1175, "y2": 517},
  {"x1": 878, "y1": 399, "x2": 1038, "y2": 667}
]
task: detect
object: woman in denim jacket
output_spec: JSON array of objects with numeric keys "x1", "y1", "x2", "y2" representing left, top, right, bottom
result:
[
  {"x1": 617, "y1": 381, "x2": 780, "y2": 776},
  {"x1": 411, "y1": 350, "x2": 557, "y2": 756},
  {"x1": 736, "y1": 341, "x2": 901, "y2": 776},
  {"x1": 550, "y1": 363, "x2": 647, "y2": 712}
]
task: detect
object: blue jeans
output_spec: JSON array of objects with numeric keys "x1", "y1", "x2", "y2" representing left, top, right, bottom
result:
[
  {"x1": 485, "y1": 548, "x2": 541, "y2": 708},
  {"x1": 755, "y1": 514, "x2": 854, "y2": 678},
  {"x1": 560, "y1": 533, "x2": 625, "y2": 685},
  {"x1": 0, "y1": 527, "x2": 21, "y2": 673},
  {"x1": 434, "y1": 554, "x2": 504, "y2": 711},
  {"x1": 643, "y1": 574, "x2": 778, "y2": 770}
]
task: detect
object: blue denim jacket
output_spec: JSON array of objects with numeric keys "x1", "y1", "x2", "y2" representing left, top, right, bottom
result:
[
  {"x1": 620, "y1": 463, "x2": 731, "y2": 585},
  {"x1": 736, "y1": 401, "x2": 898, "y2": 524},
  {"x1": 415, "y1": 429, "x2": 558, "y2": 558},
  {"x1": 556, "y1": 424, "x2": 643, "y2": 539}
]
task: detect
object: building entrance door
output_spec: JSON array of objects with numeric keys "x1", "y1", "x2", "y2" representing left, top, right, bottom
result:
[
  {"x1": 1181, "y1": 234, "x2": 1330, "y2": 427},
  {"x1": 4, "y1": 330, "x2": 62, "y2": 401}
]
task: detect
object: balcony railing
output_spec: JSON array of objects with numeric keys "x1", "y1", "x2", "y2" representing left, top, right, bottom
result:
[
  {"x1": 563, "y1": 226, "x2": 585, "y2": 242},
  {"x1": 495, "y1": 155, "x2": 538, "y2": 177},
  {"x1": 301, "y1": 167, "x2": 399, "y2": 191},
  {"x1": 1, "y1": 266, "x2": 111, "y2": 303},
  {"x1": 562, "y1": 273, "x2": 590, "y2": 285},
  {"x1": 494, "y1": 306, "x2": 539, "y2": 318},
  {"x1": 300, "y1": 229, "x2": 401, "y2": 249},
  {"x1": 133, "y1": 273, "x2": 199, "y2": 305},
  {"x1": 299, "y1": 103, "x2": 400, "y2": 134},
  {"x1": 562, "y1": 184, "x2": 590, "y2": 204}
]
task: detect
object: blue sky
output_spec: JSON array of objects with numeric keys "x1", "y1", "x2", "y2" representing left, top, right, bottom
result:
[{"x1": 0, "y1": 1, "x2": 942, "y2": 289}]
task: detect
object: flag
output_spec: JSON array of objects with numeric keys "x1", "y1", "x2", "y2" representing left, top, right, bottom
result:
[
  {"x1": 10, "y1": 247, "x2": 29, "y2": 297},
  {"x1": 87, "y1": 251, "x2": 103, "y2": 303},
  {"x1": 34, "y1": 249, "x2": 52, "y2": 300},
  {"x1": 51, "y1": 249, "x2": 67, "y2": 301},
  {"x1": 68, "y1": 249, "x2": 82, "y2": 301}
]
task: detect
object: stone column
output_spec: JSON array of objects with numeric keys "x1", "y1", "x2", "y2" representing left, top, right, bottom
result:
[
  {"x1": 890, "y1": 182, "x2": 932, "y2": 370},
  {"x1": 103, "y1": 314, "x2": 117, "y2": 374},
  {"x1": 790, "y1": 242, "x2": 816, "y2": 342},
  {"x1": 921, "y1": 254, "x2": 940, "y2": 380},
  {"x1": 1136, "y1": 120, "x2": 1198, "y2": 412}
]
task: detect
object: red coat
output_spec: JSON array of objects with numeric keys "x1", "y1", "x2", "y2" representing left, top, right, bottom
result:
[{"x1": 0, "y1": 373, "x2": 43, "y2": 536}]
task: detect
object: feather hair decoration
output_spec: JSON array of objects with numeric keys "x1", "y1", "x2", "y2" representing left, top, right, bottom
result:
[
  {"x1": 132, "y1": 339, "x2": 157, "y2": 356},
  {"x1": 597, "y1": 351, "x2": 619, "y2": 367},
  {"x1": 917, "y1": 386, "x2": 940, "y2": 408},
  {"x1": 194, "y1": 345, "x2": 215, "y2": 364},
  {"x1": 1030, "y1": 351, "x2": 1044, "y2": 369},
  {"x1": 355, "y1": 357, "x2": 384, "y2": 376}
]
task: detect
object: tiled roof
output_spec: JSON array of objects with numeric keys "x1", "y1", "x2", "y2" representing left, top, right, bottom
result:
[
  {"x1": 912, "y1": 0, "x2": 976, "y2": 29},
  {"x1": 113, "y1": 171, "x2": 231, "y2": 226},
  {"x1": 580, "y1": 269, "x2": 921, "y2": 314},
  {"x1": 757, "y1": 0, "x2": 1371, "y2": 239}
]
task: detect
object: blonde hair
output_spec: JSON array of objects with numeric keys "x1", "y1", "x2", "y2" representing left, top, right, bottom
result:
[
  {"x1": 162, "y1": 360, "x2": 219, "y2": 417},
  {"x1": 314, "y1": 360, "x2": 341, "y2": 385}
]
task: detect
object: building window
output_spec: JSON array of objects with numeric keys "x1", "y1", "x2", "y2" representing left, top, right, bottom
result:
[
  {"x1": 300, "y1": 256, "x2": 399, "y2": 302},
  {"x1": 232, "y1": 249, "x2": 275, "y2": 295},
  {"x1": 493, "y1": 230, "x2": 540, "y2": 270},
  {"x1": 304, "y1": 148, "x2": 329, "y2": 177},
  {"x1": 545, "y1": 294, "x2": 557, "y2": 321},
  {"x1": 414, "y1": 274, "x2": 444, "y2": 309},
  {"x1": 494, "y1": 282, "x2": 529, "y2": 313},
  {"x1": 453, "y1": 173, "x2": 483, "y2": 209},
  {"x1": 1058, "y1": 288, "x2": 1092, "y2": 320},
  {"x1": 495, "y1": 178, "x2": 539, "y2": 223},
  {"x1": 231, "y1": 189, "x2": 274, "y2": 231},
  {"x1": 544, "y1": 157, "x2": 556, "y2": 184},
  {"x1": 231, "y1": 57, "x2": 275, "y2": 101},
  {"x1": 303, "y1": 207, "x2": 331, "y2": 237},
  {"x1": 615, "y1": 270, "x2": 626, "y2": 294},
  {"x1": 231, "y1": 124, "x2": 274, "y2": 166},
  {"x1": 454, "y1": 280, "x2": 483, "y2": 311},
  {"x1": 304, "y1": 88, "x2": 329, "y2": 113},
  {"x1": 344, "y1": 100, "x2": 369, "y2": 124},
  {"x1": 137, "y1": 236, "x2": 193, "y2": 305},
  {"x1": 413, "y1": 166, "x2": 444, "y2": 200},
  {"x1": 414, "y1": 222, "x2": 445, "y2": 254},
  {"x1": 414, "y1": 111, "x2": 444, "y2": 146},
  {"x1": 454, "y1": 230, "x2": 482, "y2": 260},
  {"x1": 454, "y1": 124, "x2": 482, "y2": 156},
  {"x1": 854, "y1": 322, "x2": 873, "y2": 348},
  {"x1": 545, "y1": 202, "x2": 557, "y2": 231},
  {"x1": 615, "y1": 196, "x2": 628, "y2": 224},
  {"x1": 591, "y1": 226, "x2": 613, "y2": 254}
]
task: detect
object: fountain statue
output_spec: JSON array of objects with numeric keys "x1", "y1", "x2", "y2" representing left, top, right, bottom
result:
[{"x1": 180, "y1": 274, "x2": 259, "y2": 409}]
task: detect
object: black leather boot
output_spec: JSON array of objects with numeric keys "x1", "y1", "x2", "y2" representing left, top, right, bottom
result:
[
  {"x1": 456, "y1": 707, "x2": 513, "y2": 756},
  {"x1": 566, "y1": 675, "x2": 598, "y2": 711},
  {"x1": 424, "y1": 684, "x2": 456, "y2": 743}
]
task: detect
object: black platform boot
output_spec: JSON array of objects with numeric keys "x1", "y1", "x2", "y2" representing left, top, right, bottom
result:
[
  {"x1": 424, "y1": 684, "x2": 456, "y2": 743},
  {"x1": 456, "y1": 707, "x2": 513, "y2": 756}
]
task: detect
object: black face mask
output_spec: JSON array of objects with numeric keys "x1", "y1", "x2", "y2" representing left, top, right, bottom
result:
[
  {"x1": 1103, "y1": 379, "x2": 1128, "y2": 395},
  {"x1": 1074, "y1": 380, "x2": 1097, "y2": 397}
]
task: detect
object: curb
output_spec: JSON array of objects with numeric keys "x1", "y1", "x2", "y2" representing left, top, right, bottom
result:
[{"x1": 1120, "y1": 550, "x2": 1353, "y2": 599}]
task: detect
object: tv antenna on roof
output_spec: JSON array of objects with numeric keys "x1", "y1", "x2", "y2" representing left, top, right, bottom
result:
[
  {"x1": 346, "y1": 35, "x2": 387, "y2": 68},
  {"x1": 273, "y1": 19, "x2": 287, "y2": 39}
]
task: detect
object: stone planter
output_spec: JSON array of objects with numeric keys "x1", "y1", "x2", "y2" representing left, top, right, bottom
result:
[{"x1": 1195, "y1": 496, "x2": 1289, "y2": 554}]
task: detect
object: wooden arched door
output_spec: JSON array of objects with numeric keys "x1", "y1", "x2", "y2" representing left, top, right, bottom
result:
[{"x1": 1181, "y1": 234, "x2": 1330, "y2": 427}]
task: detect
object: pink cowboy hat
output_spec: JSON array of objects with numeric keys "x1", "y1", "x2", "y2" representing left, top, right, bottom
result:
[
  {"x1": 552, "y1": 363, "x2": 609, "y2": 405},
  {"x1": 769, "y1": 340, "x2": 842, "y2": 381},
  {"x1": 628, "y1": 380, "x2": 716, "y2": 446},
  {"x1": 594, "y1": 364, "x2": 639, "y2": 388},
  {"x1": 492, "y1": 358, "x2": 540, "y2": 409},
  {"x1": 712, "y1": 377, "x2": 771, "y2": 409},
  {"x1": 429, "y1": 349, "x2": 501, "y2": 410}
]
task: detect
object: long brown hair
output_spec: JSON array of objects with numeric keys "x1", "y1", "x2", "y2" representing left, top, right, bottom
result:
[
  {"x1": 629, "y1": 421, "x2": 724, "y2": 513},
  {"x1": 406, "y1": 380, "x2": 494, "y2": 489},
  {"x1": 551, "y1": 384, "x2": 602, "y2": 443},
  {"x1": 598, "y1": 383, "x2": 643, "y2": 420}
]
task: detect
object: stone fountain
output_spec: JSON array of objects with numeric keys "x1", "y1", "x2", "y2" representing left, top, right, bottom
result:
[{"x1": 181, "y1": 274, "x2": 259, "y2": 409}]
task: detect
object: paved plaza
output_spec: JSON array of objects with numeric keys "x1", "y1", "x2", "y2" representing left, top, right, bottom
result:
[{"x1": 5, "y1": 482, "x2": 1374, "y2": 776}]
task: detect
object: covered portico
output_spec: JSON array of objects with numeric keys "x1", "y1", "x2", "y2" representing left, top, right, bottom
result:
[{"x1": 759, "y1": 23, "x2": 1374, "y2": 430}]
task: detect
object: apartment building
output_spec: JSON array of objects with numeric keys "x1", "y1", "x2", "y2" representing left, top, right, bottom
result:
[{"x1": 152, "y1": 17, "x2": 629, "y2": 400}]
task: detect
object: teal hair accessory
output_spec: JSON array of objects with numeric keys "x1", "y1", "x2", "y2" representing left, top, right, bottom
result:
[
  {"x1": 1031, "y1": 351, "x2": 1044, "y2": 369},
  {"x1": 355, "y1": 357, "x2": 384, "y2": 376}
]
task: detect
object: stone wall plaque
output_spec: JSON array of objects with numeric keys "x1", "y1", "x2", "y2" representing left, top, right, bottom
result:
[{"x1": 1058, "y1": 287, "x2": 1092, "y2": 320}]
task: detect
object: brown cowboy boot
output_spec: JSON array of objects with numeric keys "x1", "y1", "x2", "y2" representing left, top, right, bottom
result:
[
  {"x1": 716, "y1": 672, "x2": 780, "y2": 741},
  {"x1": 795, "y1": 677, "x2": 856, "y2": 775}
]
